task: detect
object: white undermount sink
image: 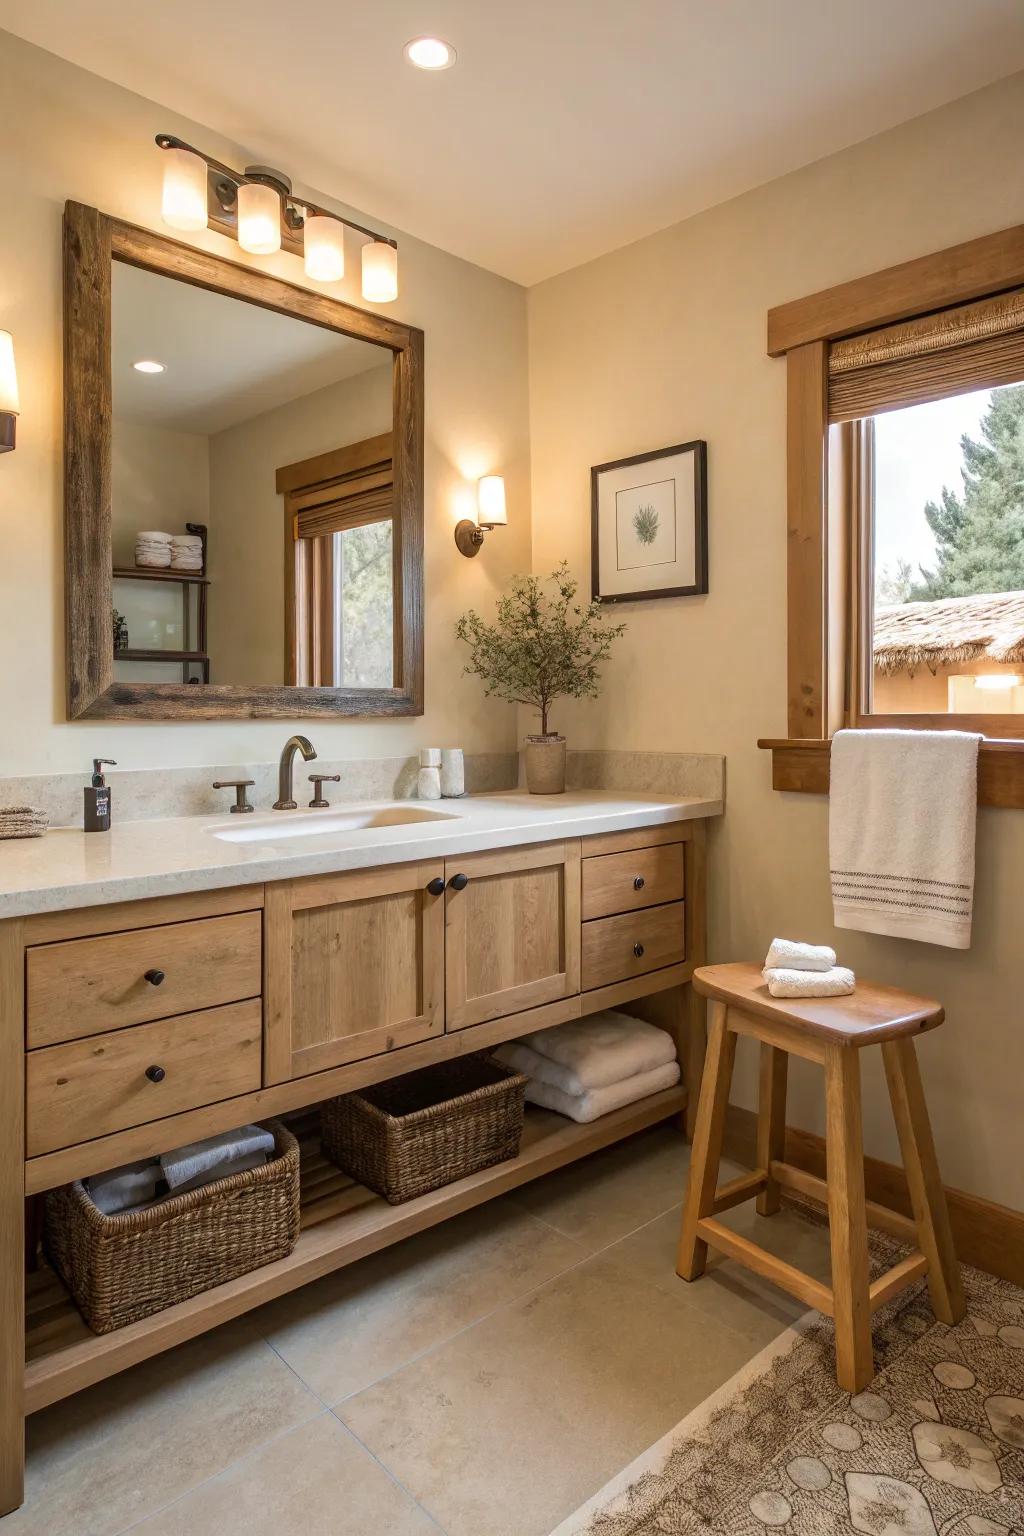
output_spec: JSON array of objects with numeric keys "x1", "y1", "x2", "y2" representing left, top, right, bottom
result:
[{"x1": 209, "y1": 804, "x2": 458, "y2": 844}]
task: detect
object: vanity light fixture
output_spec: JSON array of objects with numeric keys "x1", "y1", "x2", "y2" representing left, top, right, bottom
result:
[
  {"x1": 0, "y1": 330, "x2": 19, "y2": 453},
  {"x1": 132, "y1": 359, "x2": 165, "y2": 374},
  {"x1": 455, "y1": 474, "x2": 507, "y2": 557},
  {"x1": 156, "y1": 135, "x2": 399, "y2": 301},
  {"x1": 404, "y1": 36, "x2": 457, "y2": 70}
]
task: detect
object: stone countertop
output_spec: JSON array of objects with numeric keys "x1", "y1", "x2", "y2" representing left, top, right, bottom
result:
[{"x1": 0, "y1": 790, "x2": 722, "y2": 919}]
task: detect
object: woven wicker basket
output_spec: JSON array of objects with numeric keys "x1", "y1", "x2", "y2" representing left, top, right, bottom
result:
[
  {"x1": 43, "y1": 1121, "x2": 300, "y2": 1334},
  {"x1": 321, "y1": 1056, "x2": 528, "y2": 1205}
]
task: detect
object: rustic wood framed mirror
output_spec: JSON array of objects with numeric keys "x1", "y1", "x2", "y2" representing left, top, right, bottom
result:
[{"x1": 64, "y1": 201, "x2": 424, "y2": 719}]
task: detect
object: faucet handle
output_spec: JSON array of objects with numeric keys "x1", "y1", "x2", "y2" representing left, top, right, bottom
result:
[
  {"x1": 308, "y1": 773, "x2": 341, "y2": 809},
  {"x1": 212, "y1": 779, "x2": 255, "y2": 814}
]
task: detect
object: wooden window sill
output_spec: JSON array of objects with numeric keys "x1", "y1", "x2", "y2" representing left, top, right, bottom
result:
[{"x1": 757, "y1": 737, "x2": 1024, "y2": 809}]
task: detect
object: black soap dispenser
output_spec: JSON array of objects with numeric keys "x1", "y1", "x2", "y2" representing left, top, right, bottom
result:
[{"x1": 84, "y1": 759, "x2": 117, "y2": 832}]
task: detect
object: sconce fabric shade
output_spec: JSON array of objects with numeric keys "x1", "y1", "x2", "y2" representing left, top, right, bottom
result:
[
  {"x1": 477, "y1": 475, "x2": 507, "y2": 528},
  {"x1": 0, "y1": 332, "x2": 19, "y2": 416},
  {"x1": 161, "y1": 147, "x2": 208, "y2": 232},
  {"x1": 237, "y1": 181, "x2": 281, "y2": 254},
  {"x1": 0, "y1": 330, "x2": 17, "y2": 452},
  {"x1": 304, "y1": 215, "x2": 345, "y2": 282},
  {"x1": 362, "y1": 241, "x2": 398, "y2": 303}
]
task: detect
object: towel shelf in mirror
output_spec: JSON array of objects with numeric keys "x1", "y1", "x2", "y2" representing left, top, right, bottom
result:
[{"x1": 758, "y1": 737, "x2": 1024, "y2": 810}]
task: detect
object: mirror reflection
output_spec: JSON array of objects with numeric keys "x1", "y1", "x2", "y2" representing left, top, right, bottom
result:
[{"x1": 110, "y1": 262, "x2": 396, "y2": 689}]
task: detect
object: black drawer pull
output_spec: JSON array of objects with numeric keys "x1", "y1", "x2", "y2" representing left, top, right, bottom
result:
[
  {"x1": 633, "y1": 875, "x2": 645, "y2": 891},
  {"x1": 144, "y1": 968, "x2": 165, "y2": 986},
  {"x1": 448, "y1": 872, "x2": 469, "y2": 891},
  {"x1": 426, "y1": 876, "x2": 446, "y2": 896},
  {"x1": 145, "y1": 1064, "x2": 166, "y2": 1083},
  {"x1": 633, "y1": 942, "x2": 645, "y2": 958}
]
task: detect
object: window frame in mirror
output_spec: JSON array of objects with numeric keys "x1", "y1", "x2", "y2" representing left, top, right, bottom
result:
[{"x1": 63, "y1": 201, "x2": 424, "y2": 720}]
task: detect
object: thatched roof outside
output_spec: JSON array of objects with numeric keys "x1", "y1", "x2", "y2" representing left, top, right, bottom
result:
[{"x1": 874, "y1": 591, "x2": 1024, "y2": 675}]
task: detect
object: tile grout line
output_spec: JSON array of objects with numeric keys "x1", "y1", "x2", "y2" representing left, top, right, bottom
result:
[
  {"x1": 330, "y1": 1412, "x2": 451, "y2": 1535},
  {"x1": 112, "y1": 1404, "x2": 331, "y2": 1536}
]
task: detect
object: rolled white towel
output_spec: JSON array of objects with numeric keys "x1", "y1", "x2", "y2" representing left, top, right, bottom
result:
[
  {"x1": 762, "y1": 965, "x2": 855, "y2": 999},
  {"x1": 522, "y1": 1060, "x2": 681, "y2": 1124},
  {"x1": 764, "y1": 937, "x2": 837, "y2": 972}
]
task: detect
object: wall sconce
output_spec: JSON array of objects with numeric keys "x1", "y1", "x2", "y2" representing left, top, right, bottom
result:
[
  {"x1": 455, "y1": 475, "x2": 507, "y2": 557},
  {"x1": 156, "y1": 135, "x2": 399, "y2": 302},
  {"x1": 0, "y1": 331, "x2": 19, "y2": 453}
]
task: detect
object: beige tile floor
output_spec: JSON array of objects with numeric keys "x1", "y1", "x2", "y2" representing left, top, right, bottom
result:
[{"x1": 8, "y1": 1125, "x2": 834, "y2": 1536}]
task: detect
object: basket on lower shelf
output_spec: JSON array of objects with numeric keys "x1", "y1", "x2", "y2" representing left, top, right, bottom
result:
[
  {"x1": 43, "y1": 1120, "x2": 300, "y2": 1335},
  {"x1": 321, "y1": 1055, "x2": 529, "y2": 1205}
]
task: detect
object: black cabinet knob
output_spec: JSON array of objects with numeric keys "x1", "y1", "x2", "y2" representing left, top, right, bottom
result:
[
  {"x1": 448, "y1": 872, "x2": 469, "y2": 891},
  {"x1": 145, "y1": 1064, "x2": 166, "y2": 1083},
  {"x1": 633, "y1": 875, "x2": 645, "y2": 891},
  {"x1": 633, "y1": 942, "x2": 645, "y2": 958},
  {"x1": 144, "y1": 968, "x2": 165, "y2": 986},
  {"x1": 426, "y1": 876, "x2": 446, "y2": 896}
]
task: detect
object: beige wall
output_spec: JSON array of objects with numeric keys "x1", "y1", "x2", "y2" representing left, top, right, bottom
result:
[
  {"x1": 0, "y1": 29, "x2": 531, "y2": 774},
  {"x1": 528, "y1": 70, "x2": 1024, "y2": 1210},
  {"x1": 207, "y1": 361, "x2": 392, "y2": 685}
]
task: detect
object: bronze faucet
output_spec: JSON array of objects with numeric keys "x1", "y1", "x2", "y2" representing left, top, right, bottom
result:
[{"x1": 273, "y1": 735, "x2": 317, "y2": 810}]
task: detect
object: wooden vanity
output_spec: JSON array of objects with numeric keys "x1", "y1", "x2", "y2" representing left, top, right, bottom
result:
[{"x1": 0, "y1": 806, "x2": 710, "y2": 1515}]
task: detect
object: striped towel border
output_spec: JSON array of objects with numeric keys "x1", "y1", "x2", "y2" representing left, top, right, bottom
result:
[{"x1": 830, "y1": 868, "x2": 972, "y2": 918}]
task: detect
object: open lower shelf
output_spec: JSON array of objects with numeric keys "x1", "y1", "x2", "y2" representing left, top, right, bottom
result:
[{"x1": 25, "y1": 1085, "x2": 686, "y2": 1414}]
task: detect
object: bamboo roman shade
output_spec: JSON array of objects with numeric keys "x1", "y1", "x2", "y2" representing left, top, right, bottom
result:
[
  {"x1": 293, "y1": 480, "x2": 393, "y2": 541},
  {"x1": 828, "y1": 287, "x2": 1024, "y2": 421}
]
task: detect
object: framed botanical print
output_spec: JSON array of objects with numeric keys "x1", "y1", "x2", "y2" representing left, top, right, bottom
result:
[{"x1": 591, "y1": 439, "x2": 708, "y2": 602}]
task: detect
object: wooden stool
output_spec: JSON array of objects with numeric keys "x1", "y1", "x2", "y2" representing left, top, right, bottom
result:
[{"x1": 676, "y1": 962, "x2": 965, "y2": 1392}]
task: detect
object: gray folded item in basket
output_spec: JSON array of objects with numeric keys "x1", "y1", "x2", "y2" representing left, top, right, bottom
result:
[
  {"x1": 160, "y1": 1124, "x2": 275, "y2": 1192},
  {"x1": 85, "y1": 1159, "x2": 164, "y2": 1215}
]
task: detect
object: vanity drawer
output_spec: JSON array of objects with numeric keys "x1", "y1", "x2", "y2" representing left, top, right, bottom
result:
[
  {"x1": 26, "y1": 911, "x2": 262, "y2": 1048},
  {"x1": 581, "y1": 843, "x2": 684, "y2": 921},
  {"x1": 25, "y1": 999, "x2": 263, "y2": 1157},
  {"x1": 581, "y1": 902, "x2": 685, "y2": 992}
]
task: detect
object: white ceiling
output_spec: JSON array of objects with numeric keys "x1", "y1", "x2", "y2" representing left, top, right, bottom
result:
[
  {"x1": 112, "y1": 263, "x2": 388, "y2": 435},
  {"x1": 5, "y1": 1, "x2": 1024, "y2": 283}
]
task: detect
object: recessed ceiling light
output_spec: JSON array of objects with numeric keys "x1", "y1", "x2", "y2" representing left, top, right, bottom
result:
[
  {"x1": 404, "y1": 36, "x2": 456, "y2": 70},
  {"x1": 133, "y1": 359, "x2": 165, "y2": 374}
]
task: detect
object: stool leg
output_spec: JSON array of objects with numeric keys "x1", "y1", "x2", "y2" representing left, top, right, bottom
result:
[
  {"x1": 677, "y1": 1002, "x2": 736, "y2": 1281},
  {"x1": 756, "y1": 1044, "x2": 788, "y2": 1217},
  {"x1": 824, "y1": 1045, "x2": 874, "y2": 1393},
  {"x1": 882, "y1": 1038, "x2": 965, "y2": 1326}
]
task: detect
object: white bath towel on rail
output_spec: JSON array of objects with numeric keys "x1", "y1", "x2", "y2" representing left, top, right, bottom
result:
[{"x1": 829, "y1": 728, "x2": 980, "y2": 949}]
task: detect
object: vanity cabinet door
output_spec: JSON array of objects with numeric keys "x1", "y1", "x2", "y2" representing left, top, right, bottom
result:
[
  {"x1": 263, "y1": 862, "x2": 446, "y2": 1084},
  {"x1": 444, "y1": 841, "x2": 581, "y2": 1031}
]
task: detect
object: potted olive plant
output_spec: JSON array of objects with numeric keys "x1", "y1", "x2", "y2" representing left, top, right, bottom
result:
[{"x1": 456, "y1": 562, "x2": 626, "y2": 794}]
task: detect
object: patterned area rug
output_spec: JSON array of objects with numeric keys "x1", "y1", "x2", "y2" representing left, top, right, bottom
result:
[{"x1": 553, "y1": 1206, "x2": 1024, "y2": 1535}]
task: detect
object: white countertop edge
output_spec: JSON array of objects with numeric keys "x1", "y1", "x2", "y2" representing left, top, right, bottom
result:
[
  {"x1": 0, "y1": 791, "x2": 722, "y2": 919},
  {"x1": 1, "y1": 794, "x2": 723, "y2": 919}
]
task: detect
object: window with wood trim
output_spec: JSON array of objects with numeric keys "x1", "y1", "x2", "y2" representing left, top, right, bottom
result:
[
  {"x1": 279, "y1": 434, "x2": 397, "y2": 688},
  {"x1": 762, "y1": 220, "x2": 1024, "y2": 808},
  {"x1": 832, "y1": 291, "x2": 1024, "y2": 734}
]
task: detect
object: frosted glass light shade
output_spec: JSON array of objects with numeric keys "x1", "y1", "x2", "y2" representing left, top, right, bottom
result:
[
  {"x1": 477, "y1": 475, "x2": 507, "y2": 528},
  {"x1": 237, "y1": 181, "x2": 281, "y2": 254},
  {"x1": 304, "y1": 215, "x2": 345, "y2": 282},
  {"x1": 362, "y1": 241, "x2": 398, "y2": 303},
  {"x1": 161, "y1": 147, "x2": 208, "y2": 232},
  {"x1": 0, "y1": 331, "x2": 19, "y2": 415}
]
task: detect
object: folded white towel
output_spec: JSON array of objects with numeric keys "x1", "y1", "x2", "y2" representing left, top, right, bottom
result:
[
  {"x1": 764, "y1": 937, "x2": 836, "y2": 972},
  {"x1": 762, "y1": 965, "x2": 855, "y2": 999},
  {"x1": 514, "y1": 1011, "x2": 677, "y2": 1091},
  {"x1": 494, "y1": 1030, "x2": 677, "y2": 1098},
  {"x1": 85, "y1": 1159, "x2": 163, "y2": 1215},
  {"x1": 160, "y1": 1124, "x2": 275, "y2": 1191},
  {"x1": 829, "y1": 728, "x2": 980, "y2": 949},
  {"x1": 522, "y1": 1060, "x2": 681, "y2": 1124}
]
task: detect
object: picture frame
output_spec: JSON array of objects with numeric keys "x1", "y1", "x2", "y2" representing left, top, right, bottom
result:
[{"x1": 591, "y1": 439, "x2": 708, "y2": 603}]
